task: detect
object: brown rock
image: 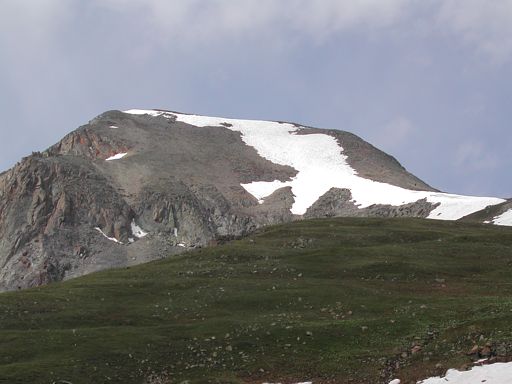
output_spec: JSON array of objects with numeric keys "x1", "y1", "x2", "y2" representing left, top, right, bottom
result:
[
  {"x1": 467, "y1": 345, "x2": 479, "y2": 355},
  {"x1": 480, "y1": 346, "x2": 492, "y2": 357},
  {"x1": 411, "y1": 345, "x2": 422, "y2": 354}
]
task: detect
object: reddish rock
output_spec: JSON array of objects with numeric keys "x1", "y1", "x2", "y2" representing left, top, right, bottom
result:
[{"x1": 411, "y1": 345, "x2": 422, "y2": 354}]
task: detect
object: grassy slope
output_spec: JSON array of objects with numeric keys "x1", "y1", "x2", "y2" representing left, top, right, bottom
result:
[{"x1": 1, "y1": 218, "x2": 512, "y2": 384}]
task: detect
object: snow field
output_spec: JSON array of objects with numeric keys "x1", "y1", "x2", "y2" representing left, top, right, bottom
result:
[
  {"x1": 490, "y1": 209, "x2": 512, "y2": 226},
  {"x1": 123, "y1": 110, "x2": 504, "y2": 219}
]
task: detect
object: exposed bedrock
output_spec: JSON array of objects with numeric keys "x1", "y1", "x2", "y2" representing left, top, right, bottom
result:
[
  {"x1": 0, "y1": 155, "x2": 134, "y2": 290},
  {"x1": 304, "y1": 188, "x2": 438, "y2": 219}
]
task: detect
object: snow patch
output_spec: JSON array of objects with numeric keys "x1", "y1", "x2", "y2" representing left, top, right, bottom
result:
[
  {"x1": 123, "y1": 109, "x2": 504, "y2": 218},
  {"x1": 490, "y1": 209, "x2": 512, "y2": 226},
  {"x1": 124, "y1": 109, "x2": 174, "y2": 118},
  {"x1": 417, "y1": 362, "x2": 512, "y2": 384},
  {"x1": 123, "y1": 109, "x2": 159, "y2": 116},
  {"x1": 131, "y1": 220, "x2": 148, "y2": 238},
  {"x1": 94, "y1": 227, "x2": 123, "y2": 244},
  {"x1": 425, "y1": 193, "x2": 503, "y2": 220},
  {"x1": 106, "y1": 152, "x2": 127, "y2": 161},
  {"x1": 109, "y1": 125, "x2": 119, "y2": 129},
  {"x1": 242, "y1": 179, "x2": 293, "y2": 204}
]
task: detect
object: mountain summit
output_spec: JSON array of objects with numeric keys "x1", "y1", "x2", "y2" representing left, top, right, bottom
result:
[{"x1": 0, "y1": 109, "x2": 506, "y2": 290}]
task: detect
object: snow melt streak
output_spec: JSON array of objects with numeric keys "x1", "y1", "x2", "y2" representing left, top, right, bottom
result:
[
  {"x1": 95, "y1": 227, "x2": 122, "y2": 244},
  {"x1": 123, "y1": 109, "x2": 504, "y2": 219},
  {"x1": 106, "y1": 153, "x2": 127, "y2": 161}
]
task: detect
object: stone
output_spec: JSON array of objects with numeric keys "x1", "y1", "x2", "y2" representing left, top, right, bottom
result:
[
  {"x1": 467, "y1": 345, "x2": 479, "y2": 355},
  {"x1": 411, "y1": 345, "x2": 422, "y2": 354}
]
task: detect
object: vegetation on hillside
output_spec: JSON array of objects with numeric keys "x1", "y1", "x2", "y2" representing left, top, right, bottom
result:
[{"x1": 1, "y1": 218, "x2": 512, "y2": 384}]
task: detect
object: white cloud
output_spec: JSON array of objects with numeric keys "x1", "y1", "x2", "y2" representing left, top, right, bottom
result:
[
  {"x1": 0, "y1": 0, "x2": 72, "y2": 75},
  {"x1": 96, "y1": 0, "x2": 410, "y2": 44},
  {"x1": 91, "y1": 1, "x2": 512, "y2": 63},
  {"x1": 0, "y1": 0, "x2": 74, "y2": 110},
  {"x1": 0, "y1": 0, "x2": 71, "y2": 44},
  {"x1": 284, "y1": 0, "x2": 409, "y2": 39},
  {"x1": 455, "y1": 140, "x2": 499, "y2": 172},
  {"x1": 437, "y1": 0, "x2": 512, "y2": 64},
  {"x1": 4, "y1": 1, "x2": 512, "y2": 63},
  {"x1": 371, "y1": 116, "x2": 416, "y2": 151}
]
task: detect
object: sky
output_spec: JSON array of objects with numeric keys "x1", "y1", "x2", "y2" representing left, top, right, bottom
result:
[{"x1": 1, "y1": 0, "x2": 511, "y2": 198}]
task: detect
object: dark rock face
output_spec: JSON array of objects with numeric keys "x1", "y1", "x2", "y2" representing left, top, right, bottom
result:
[
  {"x1": 304, "y1": 188, "x2": 437, "y2": 219},
  {"x1": 0, "y1": 155, "x2": 134, "y2": 289},
  {"x1": 0, "y1": 110, "x2": 434, "y2": 290}
]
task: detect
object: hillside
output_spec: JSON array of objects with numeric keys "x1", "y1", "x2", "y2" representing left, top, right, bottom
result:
[
  {"x1": 1, "y1": 217, "x2": 511, "y2": 383},
  {"x1": 0, "y1": 109, "x2": 505, "y2": 290},
  {"x1": 462, "y1": 199, "x2": 512, "y2": 226}
]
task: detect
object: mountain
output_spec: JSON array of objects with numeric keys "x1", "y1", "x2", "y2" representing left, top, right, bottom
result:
[{"x1": 0, "y1": 109, "x2": 505, "y2": 290}]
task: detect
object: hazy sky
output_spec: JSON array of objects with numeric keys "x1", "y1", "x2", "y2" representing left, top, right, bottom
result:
[{"x1": 1, "y1": 1, "x2": 511, "y2": 197}]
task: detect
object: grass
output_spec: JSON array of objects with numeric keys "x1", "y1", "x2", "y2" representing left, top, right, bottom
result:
[{"x1": 0, "y1": 217, "x2": 512, "y2": 383}]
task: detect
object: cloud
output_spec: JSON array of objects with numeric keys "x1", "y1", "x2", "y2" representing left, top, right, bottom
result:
[
  {"x1": 455, "y1": 140, "x2": 499, "y2": 172},
  {"x1": 0, "y1": 0, "x2": 70, "y2": 45},
  {"x1": 0, "y1": 1, "x2": 71, "y2": 122},
  {"x1": 4, "y1": 1, "x2": 512, "y2": 63},
  {"x1": 91, "y1": 1, "x2": 512, "y2": 64},
  {"x1": 0, "y1": 0, "x2": 72, "y2": 85},
  {"x1": 284, "y1": 0, "x2": 409, "y2": 38},
  {"x1": 437, "y1": 0, "x2": 512, "y2": 64},
  {"x1": 371, "y1": 116, "x2": 416, "y2": 151},
  {"x1": 96, "y1": 0, "x2": 410, "y2": 45}
]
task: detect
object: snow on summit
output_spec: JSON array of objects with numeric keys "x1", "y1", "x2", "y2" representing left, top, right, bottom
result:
[{"x1": 123, "y1": 109, "x2": 505, "y2": 219}]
